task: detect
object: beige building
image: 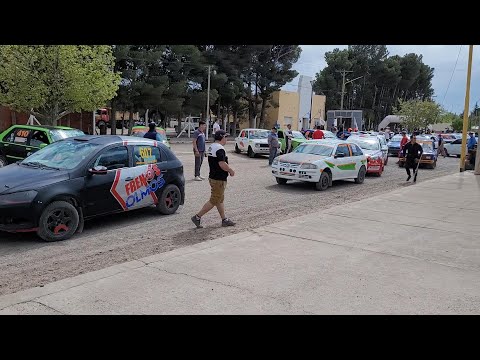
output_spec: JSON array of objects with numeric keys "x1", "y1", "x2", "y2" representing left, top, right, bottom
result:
[{"x1": 264, "y1": 89, "x2": 326, "y2": 131}]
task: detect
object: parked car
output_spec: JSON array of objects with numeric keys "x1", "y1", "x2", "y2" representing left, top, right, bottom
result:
[
  {"x1": 130, "y1": 126, "x2": 171, "y2": 149},
  {"x1": 387, "y1": 134, "x2": 403, "y2": 157},
  {"x1": 271, "y1": 139, "x2": 367, "y2": 191},
  {"x1": 398, "y1": 137, "x2": 437, "y2": 169},
  {"x1": 277, "y1": 129, "x2": 306, "y2": 153},
  {"x1": 347, "y1": 135, "x2": 386, "y2": 176},
  {"x1": 0, "y1": 135, "x2": 185, "y2": 242},
  {"x1": 444, "y1": 138, "x2": 467, "y2": 158},
  {"x1": 0, "y1": 125, "x2": 85, "y2": 167},
  {"x1": 234, "y1": 128, "x2": 270, "y2": 157}
]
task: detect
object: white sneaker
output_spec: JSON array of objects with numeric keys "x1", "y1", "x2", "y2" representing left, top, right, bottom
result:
[
  {"x1": 194, "y1": 176, "x2": 203, "y2": 181},
  {"x1": 199, "y1": 176, "x2": 206, "y2": 180}
]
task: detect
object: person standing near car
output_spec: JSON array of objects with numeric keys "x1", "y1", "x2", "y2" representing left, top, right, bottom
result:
[
  {"x1": 468, "y1": 132, "x2": 477, "y2": 152},
  {"x1": 191, "y1": 130, "x2": 235, "y2": 228},
  {"x1": 193, "y1": 121, "x2": 207, "y2": 181},
  {"x1": 403, "y1": 135, "x2": 423, "y2": 182},
  {"x1": 285, "y1": 124, "x2": 294, "y2": 153},
  {"x1": 144, "y1": 122, "x2": 162, "y2": 141},
  {"x1": 437, "y1": 133, "x2": 446, "y2": 158},
  {"x1": 312, "y1": 125, "x2": 324, "y2": 140},
  {"x1": 268, "y1": 127, "x2": 280, "y2": 166}
]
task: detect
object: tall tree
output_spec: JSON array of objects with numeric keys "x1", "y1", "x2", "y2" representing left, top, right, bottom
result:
[{"x1": 0, "y1": 45, "x2": 120, "y2": 126}]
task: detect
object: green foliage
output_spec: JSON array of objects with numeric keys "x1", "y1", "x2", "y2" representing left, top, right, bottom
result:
[
  {"x1": 393, "y1": 99, "x2": 442, "y2": 131},
  {"x1": 0, "y1": 45, "x2": 120, "y2": 125}
]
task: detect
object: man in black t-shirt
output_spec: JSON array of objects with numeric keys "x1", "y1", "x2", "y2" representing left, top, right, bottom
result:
[
  {"x1": 403, "y1": 135, "x2": 423, "y2": 183},
  {"x1": 191, "y1": 130, "x2": 236, "y2": 228}
]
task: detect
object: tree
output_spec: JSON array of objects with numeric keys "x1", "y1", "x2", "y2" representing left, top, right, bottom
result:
[
  {"x1": 451, "y1": 117, "x2": 464, "y2": 132},
  {"x1": 0, "y1": 45, "x2": 120, "y2": 126},
  {"x1": 393, "y1": 99, "x2": 442, "y2": 131}
]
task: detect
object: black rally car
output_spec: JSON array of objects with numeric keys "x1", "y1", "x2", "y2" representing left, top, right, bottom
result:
[{"x1": 0, "y1": 135, "x2": 185, "y2": 242}]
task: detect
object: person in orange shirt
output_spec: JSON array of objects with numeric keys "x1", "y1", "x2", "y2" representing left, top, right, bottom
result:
[{"x1": 312, "y1": 125, "x2": 324, "y2": 140}]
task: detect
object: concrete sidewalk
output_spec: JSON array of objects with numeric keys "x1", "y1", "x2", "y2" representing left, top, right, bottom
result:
[{"x1": 1, "y1": 172, "x2": 480, "y2": 314}]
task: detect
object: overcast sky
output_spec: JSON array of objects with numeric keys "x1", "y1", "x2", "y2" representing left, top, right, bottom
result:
[{"x1": 282, "y1": 45, "x2": 480, "y2": 114}]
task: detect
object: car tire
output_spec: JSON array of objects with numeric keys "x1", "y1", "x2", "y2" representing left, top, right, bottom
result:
[
  {"x1": 37, "y1": 201, "x2": 80, "y2": 242},
  {"x1": 235, "y1": 144, "x2": 241, "y2": 153},
  {"x1": 431, "y1": 161, "x2": 437, "y2": 169},
  {"x1": 354, "y1": 166, "x2": 366, "y2": 184},
  {"x1": 456, "y1": 154, "x2": 461, "y2": 158},
  {"x1": 276, "y1": 177, "x2": 288, "y2": 185},
  {"x1": 156, "y1": 184, "x2": 181, "y2": 215},
  {"x1": 248, "y1": 146, "x2": 255, "y2": 158},
  {"x1": 315, "y1": 171, "x2": 330, "y2": 191},
  {"x1": 444, "y1": 149, "x2": 449, "y2": 157},
  {"x1": 0, "y1": 155, "x2": 7, "y2": 168}
]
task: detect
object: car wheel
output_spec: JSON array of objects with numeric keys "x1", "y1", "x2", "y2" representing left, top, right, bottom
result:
[
  {"x1": 37, "y1": 201, "x2": 80, "y2": 242},
  {"x1": 315, "y1": 171, "x2": 330, "y2": 191},
  {"x1": 276, "y1": 177, "x2": 288, "y2": 185},
  {"x1": 156, "y1": 184, "x2": 181, "y2": 215},
  {"x1": 431, "y1": 161, "x2": 437, "y2": 169},
  {"x1": 235, "y1": 144, "x2": 241, "y2": 153},
  {"x1": 0, "y1": 155, "x2": 7, "y2": 168},
  {"x1": 354, "y1": 166, "x2": 366, "y2": 184},
  {"x1": 456, "y1": 154, "x2": 461, "y2": 158},
  {"x1": 248, "y1": 146, "x2": 255, "y2": 158},
  {"x1": 444, "y1": 149, "x2": 449, "y2": 157}
]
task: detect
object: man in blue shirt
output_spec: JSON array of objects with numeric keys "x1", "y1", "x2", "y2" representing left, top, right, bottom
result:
[
  {"x1": 193, "y1": 121, "x2": 207, "y2": 181},
  {"x1": 467, "y1": 132, "x2": 477, "y2": 151}
]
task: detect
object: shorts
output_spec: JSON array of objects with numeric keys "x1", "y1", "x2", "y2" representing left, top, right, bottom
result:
[{"x1": 209, "y1": 179, "x2": 227, "y2": 206}]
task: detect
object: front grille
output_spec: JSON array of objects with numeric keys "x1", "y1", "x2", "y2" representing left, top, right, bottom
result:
[
  {"x1": 259, "y1": 144, "x2": 269, "y2": 148},
  {"x1": 279, "y1": 162, "x2": 299, "y2": 168}
]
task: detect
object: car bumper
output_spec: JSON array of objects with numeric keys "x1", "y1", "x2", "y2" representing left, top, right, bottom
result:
[
  {"x1": 253, "y1": 147, "x2": 270, "y2": 154},
  {"x1": 0, "y1": 203, "x2": 37, "y2": 233},
  {"x1": 388, "y1": 149, "x2": 400, "y2": 157},
  {"x1": 271, "y1": 167, "x2": 320, "y2": 182},
  {"x1": 366, "y1": 164, "x2": 382, "y2": 173}
]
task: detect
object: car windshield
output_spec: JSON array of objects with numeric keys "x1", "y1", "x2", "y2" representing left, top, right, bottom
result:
[
  {"x1": 21, "y1": 140, "x2": 100, "y2": 170},
  {"x1": 292, "y1": 131, "x2": 305, "y2": 139},
  {"x1": 391, "y1": 136, "x2": 403, "y2": 142},
  {"x1": 49, "y1": 129, "x2": 85, "y2": 142},
  {"x1": 249, "y1": 130, "x2": 269, "y2": 139},
  {"x1": 132, "y1": 129, "x2": 167, "y2": 141},
  {"x1": 294, "y1": 144, "x2": 333, "y2": 156},
  {"x1": 418, "y1": 141, "x2": 434, "y2": 151},
  {"x1": 349, "y1": 139, "x2": 379, "y2": 150}
]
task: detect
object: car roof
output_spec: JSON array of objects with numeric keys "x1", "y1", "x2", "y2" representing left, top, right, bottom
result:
[
  {"x1": 347, "y1": 135, "x2": 377, "y2": 142},
  {"x1": 66, "y1": 135, "x2": 162, "y2": 146},
  {"x1": 304, "y1": 139, "x2": 345, "y2": 146},
  {"x1": 7, "y1": 124, "x2": 76, "y2": 131}
]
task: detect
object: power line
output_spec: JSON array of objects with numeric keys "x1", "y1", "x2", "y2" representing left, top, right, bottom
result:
[{"x1": 442, "y1": 45, "x2": 462, "y2": 106}]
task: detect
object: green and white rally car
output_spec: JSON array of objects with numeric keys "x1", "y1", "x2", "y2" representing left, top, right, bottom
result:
[{"x1": 271, "y1": 139, "x2": 368, "y2": 191}]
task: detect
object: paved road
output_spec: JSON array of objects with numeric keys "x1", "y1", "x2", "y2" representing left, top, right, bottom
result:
[{"x1": 0, "y1": 142, "x2": 462, "y2": 296}]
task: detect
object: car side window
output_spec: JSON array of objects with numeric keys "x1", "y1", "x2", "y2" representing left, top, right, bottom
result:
[
  {"x1": 4, "y1": 128, "x2": 31, "y2": 145},
  {"x1": 94, "y1": 146, "x2": 129, "y2": 170},
  {"x1": 350, "y1": 143, "x2": 363, "y2": 156},
  {"x1": 134, "y1": 145, "x2": 162, "y2": 166},
  {"x1": 30, "y1": 130, "x2": 49, "y2": 147},
  {"x1": 453, "y1": 139, "x2": 462, "y2": 145},
  {"x1": 336, "y1": 144, "x2": 351, "y2": 157},
  {"x1": 240, "y1": 131, "x2": 245, "y2": 138}
]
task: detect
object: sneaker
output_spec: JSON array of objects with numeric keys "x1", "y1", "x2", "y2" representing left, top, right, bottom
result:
[
  {"x1": 222, "y1": 218, "x2": 236, "y2": 227},
  {"x1": 191, "y1": 215, "x2": 203, "y2": 228},
  {"x1": 406, "y1": 175, "x2": 411, "y2": 181},
  {"x1": 194, "y1": 176, "x2": 203, "y2": 181},
  {"x1": 199, "y1": 175, "x2": 206, "y2": 180}
]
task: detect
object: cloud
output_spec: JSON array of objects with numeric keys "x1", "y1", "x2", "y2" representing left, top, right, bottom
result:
[{"x1": 283, "y1": 45, "x2": 480, "y2": 114}]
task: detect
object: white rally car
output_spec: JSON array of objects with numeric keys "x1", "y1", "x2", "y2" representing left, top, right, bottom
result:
[
  {"x1": 234, "y1": 128, "x2": 270, "y2": 157},
  {"x1": 271, "y1": 139, "x2": 368, "y2": 191}
]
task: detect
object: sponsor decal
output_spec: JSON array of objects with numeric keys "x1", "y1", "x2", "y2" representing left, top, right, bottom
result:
[
  {"x1": 337, "y1": 163, "x2": 356, "y2": 171},
  {"x1": 110, "y1": 163, "x2": 165, "y2": 211},
  {"x1": 324, "y1": 161, "x2": 335, "y2": 168}
]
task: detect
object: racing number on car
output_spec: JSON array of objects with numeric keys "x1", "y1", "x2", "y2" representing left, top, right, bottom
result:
[
  {"x1": 139, "y1": 147, "x2": 152, "y2": 159},
  {"x1": 16, "y1": 130, "x2": 30, "y2": 138}
]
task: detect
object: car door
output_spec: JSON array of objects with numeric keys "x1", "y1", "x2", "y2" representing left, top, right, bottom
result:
[
  {"x1": 83, "y1": 145, "x2": 131, "y2": 217},
  {"x1": 350, "y1": 143, "x2": 366, "y2": 172},
  {"x1": 450, "y1": 139, "x2": 463, "y2": 155},
  {"x1": 332, "y1": 144, "x2": 354, "y2": 179},
  {"x1": 0, "y1": 127, "x2": 32, "y2": 163}
]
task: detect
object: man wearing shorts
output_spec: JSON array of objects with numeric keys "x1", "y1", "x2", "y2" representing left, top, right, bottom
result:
[{"x1": 191, "y1": 130, "x2": 236, "y2": 228}]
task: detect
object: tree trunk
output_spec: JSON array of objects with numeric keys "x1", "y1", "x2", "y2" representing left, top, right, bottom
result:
[
  {"x1": 11, "y1": 111, "x2": 17, "y2": 125},
  {"x1": 233, "y1": 110, "x2": 238, "y2": 136},
  {"x1": 128, "y1": 111, "x2": 134, "y2": 135},
  {"x1": 259, "y1": 96, "x2": 267, "y2": 129}
]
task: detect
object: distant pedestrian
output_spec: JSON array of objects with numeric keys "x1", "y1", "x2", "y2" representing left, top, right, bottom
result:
[
  {"x1": 213, "y1": 119, "x2": 221, "y2": 135},
  {"x1": 437, "y1": 134, "x2": 446, "y2": 158},
  {"x1": 468, "y1": 132, "x2": 477, "y2": 151},
  {"x1": 312, "y1": 125, "x2": 324, "y2": 140},
  {"x1": 143, "y1": 122, "x2": 162, "y2": 141},
  {"x1": 193, "y1": 121, "x2": 207, "y2": 181},
  {"x1": 268, "y1": 127, "x2": 280, "y2": 165},
  {"x1": 285, "y1": 124, "x2": 294, "y2": 153},
  {"x1": 403, "y1": 135, "x2": 423, "y2": 182},
  {"x1": 191, "y1": 130, "x2": 235, "y2": 228}
]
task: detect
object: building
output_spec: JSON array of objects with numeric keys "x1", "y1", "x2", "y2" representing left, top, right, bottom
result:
[
  {"x1": 327, "y1": 110, "x2": 364, "y2": 132},
  {"x1": 264, "y1": 75, "x2": 326, "y2": 131}
]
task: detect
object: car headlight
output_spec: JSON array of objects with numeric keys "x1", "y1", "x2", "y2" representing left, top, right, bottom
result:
[
  {"x1": 272, "y1": 159, "x2": 279, "y2": 166},
  {"x1": 0, "y1": 190, "x2": 38, "y2": 206},
  {"x1": 300, "y1": 163, "x2": 317, "y2": 169},
  {"x1": 255, "y1": 143, "x2": 261, "y2": 148}
]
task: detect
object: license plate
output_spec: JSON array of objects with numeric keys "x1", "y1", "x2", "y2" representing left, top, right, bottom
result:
[{"x1": 369, "y1": 166, "x2": 380, "y2": 170}]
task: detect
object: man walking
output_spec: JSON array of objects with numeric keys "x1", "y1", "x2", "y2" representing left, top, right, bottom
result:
[
  {"x1": 193, "y1": 121, "x2": 207, "y2": 181},
  {"x1": 268, "y1": 127, "x2": 280, "y2": 166},
  {"x1": 403, "y1": 135, "x2": 423, "y2": 183},
  {"x1": 191, "y1": 130, "x2": 236, "y2": 228},
  {"x1": 213, "y1": 119, "x2": 221, "y2": 135},
  {"x1": 437, "y1": 133, "x2": 446, "y2": 158},
  {"x1": 285, "y1": 124, "x2": 294, "y2": 153}
]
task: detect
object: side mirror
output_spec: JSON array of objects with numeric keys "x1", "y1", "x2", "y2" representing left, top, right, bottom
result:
[
  {"x1": 335, "y1": 153, "x2": 345, "y2": 158},
  {"x1": 88, "y1": 166, "x2": 108, "y2": 175}
]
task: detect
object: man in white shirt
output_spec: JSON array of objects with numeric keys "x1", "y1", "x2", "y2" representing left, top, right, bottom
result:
[{"x1": 213, "y1": 119, "x2": 221, "y2": 136}]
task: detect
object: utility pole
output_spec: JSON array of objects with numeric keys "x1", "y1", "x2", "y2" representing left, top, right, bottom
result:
[
  {"x1": 337, "y1": 70, "x2": 352, "y2": 111},
  {"x1": 460, "y1": 45, "x2": 473, "y2": 172},
  {"x1": 309, "y1": 80, "x2": 314, "y2": 127},
  {"x1": 206, "y1": 65, "x2": 211, "y2": 139}
]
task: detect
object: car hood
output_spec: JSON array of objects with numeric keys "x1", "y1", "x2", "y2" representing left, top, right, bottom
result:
[
  {"x1": 278, "y1": 153, "x2": 329, "y2": 164},
  {"x1": 249, "y1": 138, "x2": 268, "y2": 144},
  {"x1": 0, "y1": 163, "x2": 70, "y2": 195}
]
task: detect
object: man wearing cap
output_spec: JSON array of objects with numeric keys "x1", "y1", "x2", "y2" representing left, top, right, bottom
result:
[{"x1": 191, "y1": 130, "x2": 236, "y2": 228}]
